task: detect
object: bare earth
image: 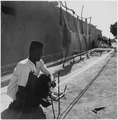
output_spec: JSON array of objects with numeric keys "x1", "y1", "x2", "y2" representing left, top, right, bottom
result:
[
  {"x1": 1, "y1": 51, "x2": 117, "y2": 119},
  {"x1": 44, "y1": 51, "x2": 117, "y2": 119}
]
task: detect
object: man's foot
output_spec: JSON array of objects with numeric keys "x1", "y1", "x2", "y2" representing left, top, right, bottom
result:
[{"x1": 41, "y1": 98, "x2": 51, "y2": 107}]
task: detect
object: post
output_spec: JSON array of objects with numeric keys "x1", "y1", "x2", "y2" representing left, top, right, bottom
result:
[
  {"x1": 51, "y1": 94, "x2": 56, "y2": 119},
  {"x1": 57, "y1": 71, "x2": 60, "y2": 118}
]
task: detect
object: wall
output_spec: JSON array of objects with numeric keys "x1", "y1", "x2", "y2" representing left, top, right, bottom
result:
[
  {"x1": 1, "y1": 1, "x2": 102, "y2": 75},
  {"x1": 1, "y1": 1, "x2": 62, "y2": 66}
]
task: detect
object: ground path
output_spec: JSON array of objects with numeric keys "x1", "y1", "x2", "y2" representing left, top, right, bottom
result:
[{"x1": 1, "y1": 50, "x2": 117, "y2": 119}]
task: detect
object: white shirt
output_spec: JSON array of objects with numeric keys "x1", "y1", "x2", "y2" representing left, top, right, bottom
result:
[{"x1": 7, "y1": 58, "x2": 52, "y2": 100}]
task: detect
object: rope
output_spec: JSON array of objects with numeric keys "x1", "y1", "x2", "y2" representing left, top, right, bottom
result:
[
  {"x1": 59, "y1": 54, "x2": 112, "y2": 119},
  {"x1": 57, "y1": 71, "x2": 61, "y2": 119}
]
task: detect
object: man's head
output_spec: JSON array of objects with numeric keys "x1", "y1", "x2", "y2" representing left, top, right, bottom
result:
[{"x1": 29, "y1": 41, "x2": 44, "y2": 61}]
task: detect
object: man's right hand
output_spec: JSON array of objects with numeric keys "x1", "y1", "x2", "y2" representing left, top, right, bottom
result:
[{"x1": 51, "y1": 81, "x2": 56, "y2": 88}]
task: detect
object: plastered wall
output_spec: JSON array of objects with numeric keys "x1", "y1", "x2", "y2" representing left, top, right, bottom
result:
[{"x1": 1, "y1": 1, "x2": 102, "y2": 74}]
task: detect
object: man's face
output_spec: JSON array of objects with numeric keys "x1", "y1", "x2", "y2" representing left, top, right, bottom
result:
[{"x1": 31, "y1": 48, "x2": 43, "y2": 61}]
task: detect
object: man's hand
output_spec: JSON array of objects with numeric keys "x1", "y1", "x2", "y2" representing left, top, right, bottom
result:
[
  {"x1": 51, "y1": 81, "x2": 56, "y2": 88},
  {"x1": 48, "y1": 74, "x2": 56, "y2": 88}
]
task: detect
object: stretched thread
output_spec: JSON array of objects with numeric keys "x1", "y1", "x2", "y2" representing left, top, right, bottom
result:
[{"x1": 59, "y1": 54, "x2": 111, "y2": 119}]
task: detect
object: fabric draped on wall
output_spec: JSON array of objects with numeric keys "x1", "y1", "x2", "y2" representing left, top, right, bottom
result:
[
  {"x1": 84, "y1": 18, "x2": 88, "y2": 50},
  {"x1": 80, "y1": 34, "x2": 87, "y2": 51},
  {"x1": 86, "y1": 35, "x2": 91, "y2": 49},
  {"x1": 77, "y1": 18, "x2": 87, "y2": 52},
  {"x1": 79, "y1": 19, "x2": 84, "y2": 35},
  {"x1": 62, "y1": 19, "x2": 72, "y2": 57},
  {"x1": 85, "y1": 18, "x2": 87, "y2": 35},
  {"x1": 60, "y1": 6, "x2": 73, "y2": 58},
  {"x1": 78, "y1": 18, "x2": 92, "y2": 51},
  {"x1": 76, "y1": 18, "x2": 81, "y2": 51},
  {"x1": 87, "y1": 18, "x2": 92, "y2": 49},
  {"x1": 59, "y1": 6, "x2": 63, "y2": 28},
  {"x1": 60, "y1": 6, "x2": 95, "y2": 56},
  {"x1": 71, "y1": 16, "x2": 81, "y2": 53}
]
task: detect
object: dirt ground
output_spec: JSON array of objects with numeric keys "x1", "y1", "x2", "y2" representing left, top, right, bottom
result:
[
  {"x1": 1, "y1": 50, "x2": 117, "y2": 119},
  {"x1": 44, "y1": 51, "x2": 117, "y2": 119}
]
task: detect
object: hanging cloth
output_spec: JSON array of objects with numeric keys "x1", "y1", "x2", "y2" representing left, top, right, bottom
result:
[
  {"x1": 62, "y1": 16, "x2": 72, "y2": 56},
  {"x1": 59, "y1": 5, "x2": 72, "y2": 57},
  {"x1": 65, "y1": 1, "x2": 69, "y2": 22},
  {"x1": 88, "y1": 20, "x2": 91, "y2": 35},
  {"x1": 84, "y1": 18, "x2": 88, "y2": 50},
  {"x1": 87, "y1": 17, "x2": 92, "y2": 49},
  {"x1": 79, "y1": 19, "x2": 84, "y2": 35},
  {"x1": 77, "y1": 18, "x2": 86, "y2": 51},
  {"x1": 85, "y1": 18, "x2": 88, "y2": 35},
  {"x1": 59, "y1": 6, "x2": 64, "y2": 28},
  {"x1": 74, "y1": 16, "x2": 82, "y2": 52}
]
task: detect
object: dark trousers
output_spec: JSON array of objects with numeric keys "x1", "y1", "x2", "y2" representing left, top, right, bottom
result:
[{"x1": 9, "y1": 72, "x2": 51, "y2": 113}]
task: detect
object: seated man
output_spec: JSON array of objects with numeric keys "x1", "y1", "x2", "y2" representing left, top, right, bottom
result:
[{"x1": 7, "y1": 41, "x2": 55, "y2": 118}]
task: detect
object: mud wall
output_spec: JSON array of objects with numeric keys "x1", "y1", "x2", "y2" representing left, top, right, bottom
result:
[
  {"x1": 1, "y1": 1, "x2": 102, "y2": 75},
  {"x1": 1, "y1": 1, "x2": 62, "y2": 66}
]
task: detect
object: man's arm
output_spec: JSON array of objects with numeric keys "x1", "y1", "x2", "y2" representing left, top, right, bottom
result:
[{"x1": 40, "y1": 59, "x2": 54, "y2": 81}]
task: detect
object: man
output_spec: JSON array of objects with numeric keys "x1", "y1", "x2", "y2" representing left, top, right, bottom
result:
[{"x1": 7, "y1": 41, "x2": 55, "y2": 118}]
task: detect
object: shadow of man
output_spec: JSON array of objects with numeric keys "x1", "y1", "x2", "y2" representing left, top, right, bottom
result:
[
  {"x1": 52, "y1": 61, "x2": 74, "y2": 78},
  {"x1": 1, "y1": 106, "x2": 46, "y2": 119}
]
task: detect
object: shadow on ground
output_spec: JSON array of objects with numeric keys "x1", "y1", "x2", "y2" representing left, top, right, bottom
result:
[
  {"x1": 1, "y1": 106, "x2": 46, "y2": 119},
  {"x1": 52, "y1": 61, "x2": 74, "y2": 78},
  {"x1": 52, "y1": 57, "x2": 86, "y2": 78}
]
